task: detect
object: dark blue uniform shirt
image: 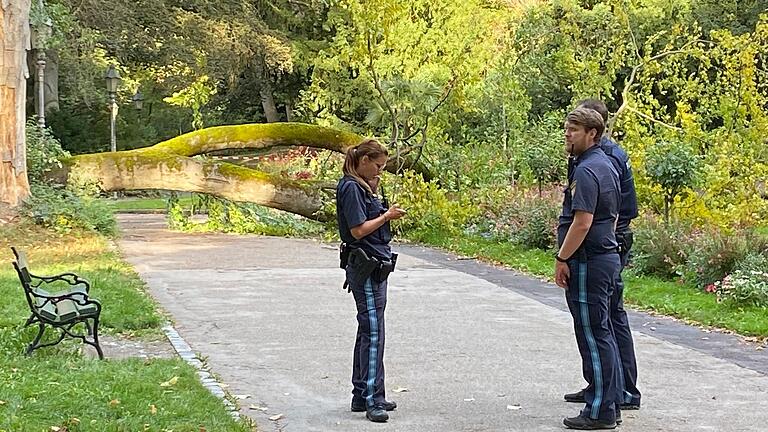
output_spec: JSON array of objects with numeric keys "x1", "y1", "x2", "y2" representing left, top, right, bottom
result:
[
  {"x1": 599, "y1": 136, "x2": 638, "y2": 232},
  {"x1": 336, "y1": 176, "x2": 392, "y2": 260},
  {"x1": 557, "y1": 146, "x2": 621, "y2": 256}
]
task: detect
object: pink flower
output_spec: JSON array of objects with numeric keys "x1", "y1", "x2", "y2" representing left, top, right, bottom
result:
[{"x1": 705, "y1": 284, "x2": 716, "y2": 293}]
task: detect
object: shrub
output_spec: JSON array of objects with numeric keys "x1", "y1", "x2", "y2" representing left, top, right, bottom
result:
[
  {"x1": 631, "y1": 215, "x2": 689, "y2": 278},
  {"x1": 470, "y1": 186, "x2": 560, "y2": 249},
  {"x1": 714, "y1": 270, "x2": 768, "y2": 307},
  {"x1": 25, "y1": 121, "x2": 70, "y2": 184},
  {"x1": 385, "y1": 171, "x2": 478, "y2": 239},
  {"x1": 23, "y1": 184, "x2": 116, "y2": 235},
  {"x1": 23, "y1": 122, "x2": 115, "y2": 236}
]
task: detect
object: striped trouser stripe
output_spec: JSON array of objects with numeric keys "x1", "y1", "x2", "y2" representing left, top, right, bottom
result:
[
  {"x1": 364, "y1": 277, "x2": 379, "y2": 408},
  {"x1": 578, "y1": 262, "x2": 604, "y2": 419}
]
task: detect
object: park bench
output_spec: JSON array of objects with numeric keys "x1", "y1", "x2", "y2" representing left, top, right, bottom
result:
[{"x1": 11, "y1": 247, "x2": 104, "y2": 359}]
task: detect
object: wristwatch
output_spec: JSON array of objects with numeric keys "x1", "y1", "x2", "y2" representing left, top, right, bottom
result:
[{"x1": 555, "y1": 254, "x2": 569, "y2": 263}]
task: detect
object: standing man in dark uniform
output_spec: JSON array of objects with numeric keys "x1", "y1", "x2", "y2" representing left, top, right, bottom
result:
[
  {"x1": 555, "y1": 108, "x2": 622, "y2": 430},
  {"x1": 562, "y1": 99, "x2": 642, "y2": 410}
]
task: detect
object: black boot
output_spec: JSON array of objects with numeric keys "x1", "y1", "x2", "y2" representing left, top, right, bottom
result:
[
  {"x1": 351, "y1": 399, "x2": 397, "y2": 412},
  {"x1": 564, "y1": 388, "x2": 586, "y2": 403},
  {"x1": 563, "y1": 414, "x2": 617, "y2": 430},
  {"x1": 366, "y1": 406, "x2": 389, "y2": 422}
]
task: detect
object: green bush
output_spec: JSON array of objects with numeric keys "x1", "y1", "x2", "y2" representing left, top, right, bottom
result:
[
  {"x1": 631, "y1": 215, "x2": 690, "y2": 278},
  {"x1": 386, "y1": 171, "x2": 478, "y2": 239},
  {"x1": 474, "y1": 186, "x2": 560, "y2": 249},
  {"x1": 714, "y1": 270, "x2": 768, "y2": 307},
  {"x1": 23, "y1": 184, "x2": 117, "y2": 235},
  {"x1": 168, "y1": 193, "x2": 325, "y2": 237},
  {"x1": 25, "y1": 121, "x2": 70, "y2": 183},
  {"x1": 24, "y1": 122, "x2": 116, "y2": 236}
]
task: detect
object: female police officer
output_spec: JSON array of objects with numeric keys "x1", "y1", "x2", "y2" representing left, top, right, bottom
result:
[{"x1": 336, "y1": 139, "x2": 406, "y2": 423}]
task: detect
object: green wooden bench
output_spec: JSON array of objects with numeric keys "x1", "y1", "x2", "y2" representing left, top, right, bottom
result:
[{"x1": 11, "y1": 247, "x2": 104, "y2": 359}]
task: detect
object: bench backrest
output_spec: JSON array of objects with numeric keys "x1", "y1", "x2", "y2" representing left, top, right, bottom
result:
[{"x1": 12, "y1": 248, "x2": 33, "y2": 287}]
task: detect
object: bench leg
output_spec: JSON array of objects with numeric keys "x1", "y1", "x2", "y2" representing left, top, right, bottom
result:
[
  {"x1": 91, "y1": 315, "x2": 104, "y2": 360},
  {"x1": 26, "y1": 323, "x2": 46, "y2": 356}
]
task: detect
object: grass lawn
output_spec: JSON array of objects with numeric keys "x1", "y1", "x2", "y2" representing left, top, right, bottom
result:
[
  {"x1": 108, "y1": 196, "x2": 194, "y2": 211},
  {"x1": 414, "y1": 230, "x2": 768, "y2": 339},
  {"x1": 0, "y1": 220, "x2": 251, "y2": 431}
]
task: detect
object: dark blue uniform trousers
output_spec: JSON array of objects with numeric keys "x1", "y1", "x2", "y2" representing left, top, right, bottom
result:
[
  {"x1": 351, "y1": 277, "x2": 387, "y2": 408},
  {"x1": 612, "y1": 251, "x2": 641, "y2": 405},
  {"x1": 566, "y1": 253, "x2": 622, "y2": 422}
]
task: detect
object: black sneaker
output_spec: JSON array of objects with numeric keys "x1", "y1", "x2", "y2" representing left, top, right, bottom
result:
[
  {"x1": 564, "y1": 389, "x2": 586, "y2": 403},
  {"x1": 563, "y1": 415, "x2": 617, "y2": 430},
  {"x1": 366, "y1": 406, "x2": 389, "y2": 422},
  {"x1": 351, "y1": 399, "x2": 397, "y2": 412},
  {"x1": 616, "y1": 409, "x2": 622, "y2": 425}
]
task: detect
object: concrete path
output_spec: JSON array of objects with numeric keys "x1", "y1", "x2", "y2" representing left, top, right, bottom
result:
[{"x1": 116, "y1": 214, "x2": 768, "y2": 432}]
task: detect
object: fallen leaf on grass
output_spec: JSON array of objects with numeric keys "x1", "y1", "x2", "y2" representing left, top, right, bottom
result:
[
  {"x1": 269, "y1": 414, "x2": 284, "y2": 421},
  {"x1": 109, "y1": 399, "x2": 120, "y2": 407},
  {"x1": 160, "y1": 376, "x2": 179, "y2": 387},
  {"x1": 392, "y1": 387, "x2": 409, "y2": 393},
  {"x1": 150, "y1": 405, "x2": 157, "y2": 415}
]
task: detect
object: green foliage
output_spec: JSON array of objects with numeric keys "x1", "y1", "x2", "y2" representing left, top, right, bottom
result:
[
  {"x1": 386, "y1": 171, "x2": 478, "y2": 240},
  {"x1": 24, "y1": 122, "x2": 115, "y2": 236},
  {"x1": 168, "y1": 194, "x2": 326, "y2": 237},
  {"x1": 523, "y1": 113, "x2": 568, "y2": 191},
  {"x1": 25, "y1": 121, "x2": 70, "y2": 184},
  {"x1": 472, "y1": 187, "x2": 561, "y2": 250},
  {"x1": 164, "y1": 74, "x2": 217, "y2": 130},
  {"x1": 644, "y1": 140, "x2": 700, "y2": 222},
  {"x1": 631, "y1": 214, "x2": 689, "y2": 278},
  {"x1": 23, "y1": 184, "x2": 117, "y2": 236},
  {"x1": 714, "y1": 270, "x2": 768, "y2": 308}
]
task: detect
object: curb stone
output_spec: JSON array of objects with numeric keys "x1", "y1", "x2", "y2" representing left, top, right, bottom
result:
[{"x1": 161, "y1": 324, "x2": 241, "y2": 421}]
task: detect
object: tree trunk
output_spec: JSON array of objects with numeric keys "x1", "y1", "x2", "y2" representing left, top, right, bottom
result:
[
  {"x1": 0, "y1": 0, "x2": 32, "y2": 208},
  {"x1": 260, "y1": 80, "x2": 280, "y2": 123},
  {"x1": 285, "y1": 100, "x2": 294, "y2": 122},
  {"x1": 56, "y1": 123, "x2": 436, "y2": 219}
]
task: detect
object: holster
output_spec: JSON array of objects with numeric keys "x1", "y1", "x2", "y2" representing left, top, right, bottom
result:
[
  {"x1": 339, "y1": 243, "x2": 350, "y2": 269},
  {"x1": 344, "y1": 248, "x2": 379, "y2": 291},
  {"x1": 616, "y1": 231, "x2": 634, "y2": 255},
  {"x1": 372, "y1": 253, "x2": 398, "y2": 283}
]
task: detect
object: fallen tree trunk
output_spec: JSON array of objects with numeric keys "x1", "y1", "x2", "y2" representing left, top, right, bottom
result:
[{"x1": 59, "y1": 123, "x2": 433, "y2": 221}]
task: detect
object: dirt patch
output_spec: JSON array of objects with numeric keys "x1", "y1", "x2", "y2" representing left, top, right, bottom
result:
[{"x1": 83, "y1": 334, "x2": 176, "y2": 360}]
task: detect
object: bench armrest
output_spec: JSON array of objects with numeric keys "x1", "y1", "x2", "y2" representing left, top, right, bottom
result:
[
  {"x1": 29, "y1": 272, "x2": 91, "y2": 293},
  {"x1": 30, "y1": 289, "x2": 93, "y2": 307}
]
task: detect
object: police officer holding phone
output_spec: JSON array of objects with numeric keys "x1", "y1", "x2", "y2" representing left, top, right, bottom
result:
[
  {"x1": 555, "y1": 108, "x2": 622, "y2": 430},
  {"x1": 336, "y1": 139, "x2": 406, "y2": 423}
]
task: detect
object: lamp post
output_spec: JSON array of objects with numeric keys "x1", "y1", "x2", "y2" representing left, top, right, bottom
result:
[
  {"x1": 104, "y1": 65, "x2": 122, "y2": 154},
  {"x1": 29, "y1": 7, "x2": 52, "y2": 129},
  {"x1": 132, "y1": 90, "x2": 144, "y2": 111}
]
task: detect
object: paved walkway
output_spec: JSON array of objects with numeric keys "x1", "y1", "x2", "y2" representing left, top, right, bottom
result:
[{"x1": 117, "y1": 214, "x2": 768, "y2": 432}]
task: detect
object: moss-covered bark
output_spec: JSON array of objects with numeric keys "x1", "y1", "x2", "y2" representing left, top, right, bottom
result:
[{"x1": 60, "y1": 122, "x2": 433, "y2": 220}]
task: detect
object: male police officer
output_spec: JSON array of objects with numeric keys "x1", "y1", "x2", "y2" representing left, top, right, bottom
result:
[
  {"x1": 555, "y1": 108, "x2": 622, "y2": 430},
  {"x1": 562, "y1": 99, "x2": 642, "y2": 410}
]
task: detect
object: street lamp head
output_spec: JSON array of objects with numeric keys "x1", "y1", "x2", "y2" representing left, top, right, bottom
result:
[
  {"x1": 30, "y1": 17, "x2": 53, "y2": 50},
  {"x1": 104, "y1": 64, "x2": 122, "y2": 94},
  {"x1": 132, "y1": 90, "x2": 144, "y2": 110}
]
